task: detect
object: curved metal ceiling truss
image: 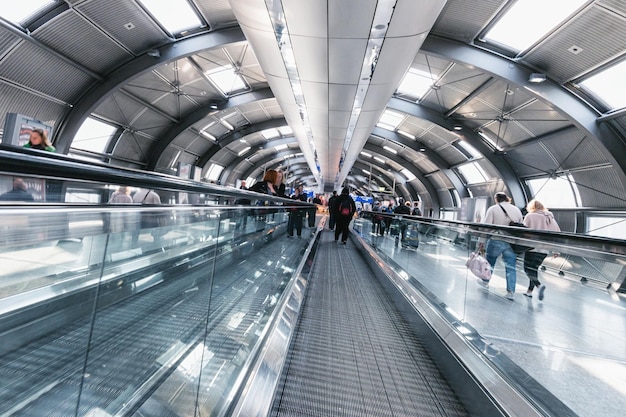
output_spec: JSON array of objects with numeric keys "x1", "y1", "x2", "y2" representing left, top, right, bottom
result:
[
  {"x1": 48, "y1": 25, "x2": 626, "y2": 210},
  {"x1": 53, "y1": 27, "x2": 247, "y2": 153},
  {"x1": 194, "y1": 117, "x2": 286, "y2": 167},
  {"x1": 420, "y1": 36, "x2": 626, "y2": 188},
  {"x1": 147, "y1": 89, "x2": 276, "y2": 169}
]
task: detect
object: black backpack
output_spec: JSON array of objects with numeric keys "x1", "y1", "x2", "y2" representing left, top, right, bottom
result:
[{"x1": 338, "y1": 198, "x2": 351, "y2": 216}]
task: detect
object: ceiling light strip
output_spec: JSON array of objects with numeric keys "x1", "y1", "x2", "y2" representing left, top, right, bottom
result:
[
  {"x1": 341, "y1": 0, "x2": 397, "y2": 157},
  {"x1": 264, "y1": 1, "x2": 318, "y2": 168}
]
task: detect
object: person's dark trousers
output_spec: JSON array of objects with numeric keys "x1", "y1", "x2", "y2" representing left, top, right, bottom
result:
[
  {"x1": 287, "y1": 211, "x2": 304, "y2": 236},
  {"x1": 288, "y1": 211, "x2": 303, "y2": 236},
  {"x1": 328, "y1": 212, "x2": 336, "y2": 230},
  {"x1": 308, "y1": 208, "x2": 316, "y2": 227},
  {"x1": 523, "y1": 251, "x2": 547, "y2": 291},
  {"x1": 335, "y1": 215, "x2": 351, "y2": 242}
]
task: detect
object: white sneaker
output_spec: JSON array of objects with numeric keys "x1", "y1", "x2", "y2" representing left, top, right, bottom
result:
[
  {"x1": 476, "y1": 279, "x2": 489, "y2": 288},
  {"x1": 505, "y1": 291, "x2": 514, "y2": 300},
  {"x1": 538, "y1": 285, "x2": 546, "y2": 300}
]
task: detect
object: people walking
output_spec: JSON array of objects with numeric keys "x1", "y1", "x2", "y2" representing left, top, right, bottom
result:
[
  {"x1": 332, "y1": 187, "x2": 356, "y2": 244},
  {"x1": 522, "y1": 199, "x2": 561, "y2": 300},
  {"x1": 327, "y1": 191, "x2": 338, "y2": 231},
  {"x1": 479, "y1": 192, "x2": 524, "y2": 300}
]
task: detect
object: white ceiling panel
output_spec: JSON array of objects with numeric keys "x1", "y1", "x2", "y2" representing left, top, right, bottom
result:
[
  {"x1": 300, "y1": 81, "x2": 329, "y2": 113},
  {"x1": 328, "y1": 38, "x2": 368, "y2": 84},
  {"x1": 328, "y1": 85, "x2": 358, "y2": 110},
  {"x1": 327, "y1": 0, "x2": 377, "y2": 39},
  {"x1": 291, "y1": 36, "x2": 329, "y2": 83},
  {"x1": 283, "y1": 0, "x2": 328, "y2": 37},
  {"x1": 387, "y1": 0, "x2": 447, "y2": 37}
]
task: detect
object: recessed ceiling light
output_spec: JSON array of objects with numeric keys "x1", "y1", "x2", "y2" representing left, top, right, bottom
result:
[
  {"x1": 528, "y1": 73, "x2": 546, "y2": 83},
  {"x1": 568, "y1": 45, "x2": 583, "y2": 55}
]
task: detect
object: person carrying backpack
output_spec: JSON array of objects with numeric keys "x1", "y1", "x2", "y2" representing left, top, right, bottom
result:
[{"x1": 332, "y1": 187, "x2": 356, "y2": 244}]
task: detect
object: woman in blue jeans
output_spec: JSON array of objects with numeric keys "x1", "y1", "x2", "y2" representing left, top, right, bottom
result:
[
  {"x1": 479, "y1": 192, "x2": 524, "y2": 300},
  {"x1": 484, "y1": 239, "x2": 518, "y2": 298}
]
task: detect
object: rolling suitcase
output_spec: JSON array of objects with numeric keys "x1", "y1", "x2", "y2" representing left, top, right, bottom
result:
[{"x1": 402, "y1": 224, "x2": 419, "y2": 249}]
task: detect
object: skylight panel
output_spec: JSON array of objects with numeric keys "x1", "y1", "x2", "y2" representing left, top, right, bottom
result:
[
  {"x1": 484, "y1": 0, "x2": 587, "y2": 52},
  {"x1": 401, "y1": 169, "x2": 416, "y2": 181},
  {"x1": 457, "y1": 141, "x2": 482, "y2": 159},
  {"x1": 527, "y1": 175, "x2": 579, "y2": 208},
  {"x1": 205, "y1": 164, "x2": 224, "y2": 181},
  {"x1": 71, "y1": 117, "x2": 116, "y2": 153},
  {"x1": 0, "y1": 0, "x2": 53, "y2": 24},
  {"x1": 397, "y1": 68, "x2": 434, "y2": 98},
  {"x1": 207, "y1": 65, "x2": 247, "y2": 95},
  {"x1": 138, "y1": 0, "x2": 202, "y2": 34},
  {"x1": 458, "y1": 162, "x2": 488, "y2": 185},
  {"x1": 262, "y1": 128, "x2": 280, "y2": 139},
  {"x1": 278, "y1": 126, "x2": 292, "y2": 136},
  {"x1": 580, "y1": 59, "x2": 626, "y2": 110},
  {"x1": 377, "y1": 110, "x2": 404, "y2": 130}
]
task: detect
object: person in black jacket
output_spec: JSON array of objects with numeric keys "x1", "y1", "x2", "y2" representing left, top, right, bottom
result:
[
  {"x1": 0, "y1": 178, "x2": 34, "y2": 202},
  {"x1": 287, "y1": 184, "x2": 308, "y2": 238},
  {"x1": 393, "y1": 200, "x2": 411, "y2": 242},
  {"x1": 332, "y1": 187, "x2": 356, "y2": 244},
  {"x1": 327, "y1": 191, "x2": 338, "y2": 230}
]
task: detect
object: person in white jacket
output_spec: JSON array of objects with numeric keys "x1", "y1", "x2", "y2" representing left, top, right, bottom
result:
[
  {"x1": 479, "y1": 192, "x2": 524, "y2": 300},
  {"x1": 522, "y1": 199, "x2": 561, "y2": 300}
]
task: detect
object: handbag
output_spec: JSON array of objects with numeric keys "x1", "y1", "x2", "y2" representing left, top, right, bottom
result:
[
  {"x1": 466, "y1": 252, "x2": 492, "y2": 281},
  {"x1": 498, "y1": 204, "x2": 531, "y2": 254}
]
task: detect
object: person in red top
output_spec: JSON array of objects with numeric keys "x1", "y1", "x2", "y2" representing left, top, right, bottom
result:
[{"x1": 522, "y1": 199, "x2": 561, "y2": 300}]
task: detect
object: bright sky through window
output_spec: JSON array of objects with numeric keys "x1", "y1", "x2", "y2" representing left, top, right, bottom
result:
[
  {"x1": 206, "y1": 164, "x2": 224, "y2": 181},
  {"x1": 527, "y1": 175, "x2": 579, "y2": 208},
  {"x1": 0, "y1": 0, "x2": 53, "y2": 24},
  {"x1": 458, "y1": 162, "x2": 488, "y2": 184},
  {"x1": 207, "y1": 65, "x2": 247, "y2": 95},
  {"x1": 401, "y1": 169, "x2": 416, "y2": 181},
  {"x1": 580, "y1": 59, "x2": 626, "y2": 110},
  {"x1": 139, "y1": 0, "x2": 202, "y2": 34},
  {"x1": 72, "y1": 118, "x2": 116, "y2": 153},
  {"x1": 377, "y1": 110, "x2": 404, "y2": 130},
  {"x1": 457, "y1": 141, "x2": 482, "y2": 159},
  {"x1": 397, "y1": 68, "x2": 434, "y2": 99},
  {"x1": 484, "y1": 0, "x2": 587, "y2": 52}
]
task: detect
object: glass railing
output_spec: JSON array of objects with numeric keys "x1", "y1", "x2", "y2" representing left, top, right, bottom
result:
[
  {"x1": 0, "y1": 149, "x2": 317, "y2": 416},
  {"x1": 352, "y1": 211, "x2": 626, "y2": 417}
]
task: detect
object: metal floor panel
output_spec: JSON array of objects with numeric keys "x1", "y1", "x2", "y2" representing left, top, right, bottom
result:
[{"x1": 271, "y1": 231, "x2": 468, "y2": 417}]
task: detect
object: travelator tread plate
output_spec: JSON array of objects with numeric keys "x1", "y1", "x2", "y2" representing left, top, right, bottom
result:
[{"x1": 271, "y1": 231, "x2": 468, "y2": 417}]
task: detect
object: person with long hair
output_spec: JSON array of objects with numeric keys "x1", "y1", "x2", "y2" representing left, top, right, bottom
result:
[
  {"x1": 522, "y1": 199, "x2": 561, "y2": 300},
  {"x1": 249, "y1": 169, "x2": 278, "y2": 196},
  {"x1": 23, "y1": 129, "x2": 55, "y2": 152}
]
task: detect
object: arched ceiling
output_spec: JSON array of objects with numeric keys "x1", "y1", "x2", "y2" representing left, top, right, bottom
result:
[{"x1": 0, "y1": 0, "x2": 625, "y2": 210}]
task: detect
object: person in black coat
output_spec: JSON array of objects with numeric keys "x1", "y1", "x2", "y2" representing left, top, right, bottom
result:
[
  {"x1": 327, "y1": 191, "x2": 338, "y2": 231},
  {"x1": 393, "y1": 200, "x2": 411, "y2": 242},
  {"x1": 0, "y1": 178, "x2": 34, "y2": 202},
  {"x1": 332, "y1": 187, "x2": 356, "y2": 244},
  {"x1": 287, "y1": 184, "x2": 308, "y2": 237}
]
